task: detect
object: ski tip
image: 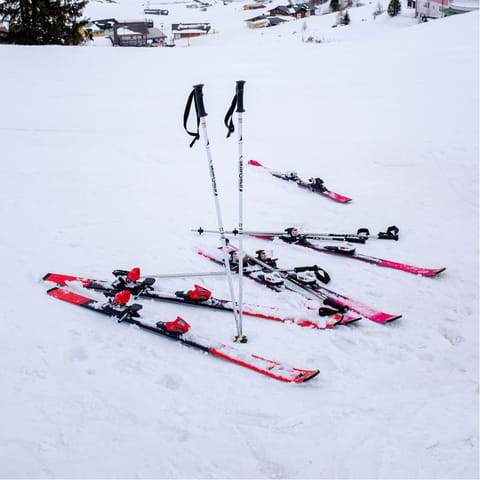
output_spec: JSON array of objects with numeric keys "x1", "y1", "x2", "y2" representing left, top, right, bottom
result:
[
  {"x1": 340, "y1": 316, "x2": 362, "y2": 325},
  {"x1": 248, "y1": 160, "x2": 262, "y2": 167},
  {"x1": 429, "y1": 267, "x2": 447, "y2": 276},
  {"x1": 43, "y1": 273, "x2": 53, "y2": 281},
  {"x1": 294, "y1": 369, "x2": 320, "y2": 383}
]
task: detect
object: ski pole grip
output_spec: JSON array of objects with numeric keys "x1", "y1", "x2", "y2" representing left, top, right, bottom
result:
[
  {"x1": 235, "y1": 80, "x2": 246, "y2": 113},
  {"x1": 193, "y1": 84, "x2": 208, "y2": 118},
  {"x1": 345, "y1": 236, "x2": 366, "y2": 244},
  {"x1": 323, "y1": 297, "x2": 348, "y2": 313}
]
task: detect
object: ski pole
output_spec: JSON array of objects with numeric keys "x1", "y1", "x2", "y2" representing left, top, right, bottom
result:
[
  {"x1": 193, "y1": 225, "x2": 399, "y2": 242},
  {"x1": 225, "y1": 80, "x2": 247, "y2": 344},
  {"x1": 236, "y1": 81, "x2": 247, "y2": 347},
  {"x1": 186, "y1": 84, "x2": 246, "y2": 343},
  {"x1": 141, "y1": 271, "x2": 227, "y2": 279}
]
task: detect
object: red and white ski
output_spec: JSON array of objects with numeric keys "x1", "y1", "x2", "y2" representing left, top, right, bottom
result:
[
  {"x1": 198, "y1": 248, "x2": 401, "y2": 324},
  {"x1": 248, "y1": 159, "x2": 352, "y2": 203},
  {"x1": 43, "y1": 271, "x2": 349, "y2": 329},
  {"x1": 46, "y1": 287, "x2": 320, "y2": 383},
  {"x1": 252, "y1": 235, "x2": 446, "y2": 277}
]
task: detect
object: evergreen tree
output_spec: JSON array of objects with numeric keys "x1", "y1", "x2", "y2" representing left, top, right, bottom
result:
[
  {"x1": 387, "y1": 0, "x2": 401, "y2": 17},
  {"x1": 0, "y1": 0, "x2": 88, "y2": 45},
  {"x1": 373, "y1": 0, "x2": 384, "y2": 18},
  {"x1": 329, "y1": 0, "x2": 340, "y2": 12},
  {"x1": 342, "y1": 9, "x2": 351, "y2": 24}
]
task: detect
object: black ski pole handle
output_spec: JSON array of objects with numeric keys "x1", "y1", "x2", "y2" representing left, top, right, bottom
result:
[
  {"x1": 193, "y1": 84, "x2": 208, "y2": 118},
  {"x1": 345, "y1": 235, "x2": 367, "y2": 244},
  {"x1": 318, "y1": 307, "x2": 340, "y2": 317},
  {"x1": 323, "y1": 297, "x2": 349, "y2": 313},
  {"x1": 236, "y1": 80, "x2": 245, "y2": 113}
]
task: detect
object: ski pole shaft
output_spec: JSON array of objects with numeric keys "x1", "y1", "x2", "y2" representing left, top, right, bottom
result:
[
  {"x1": 192, "y1": 227, "x2": 366, "y2": 242},
  {"x1": 141, "y1": 272, "x2": 227, "y2": 279},
  {"x1": 193, "y1": 226, "x2": 399, "y2": 241},
  {"x1": 227, "y1": 242, "x2": 337, "y2": 306},
  {"x1": 192, "y1": 84, "x2": 244, "y2": 342},
  {"x1": 236, "y1": 80, "x2": 246, "y2": 344}
]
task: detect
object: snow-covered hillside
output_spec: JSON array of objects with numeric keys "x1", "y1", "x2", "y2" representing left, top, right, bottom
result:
[{"x1": 0, "y1": 1, "x2": 478, "y2": 478}]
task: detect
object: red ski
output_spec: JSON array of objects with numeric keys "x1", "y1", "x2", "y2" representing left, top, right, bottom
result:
[
  {"x1": 198, "y1": 247, "x2": 401, "y2": 324},
  {"x1": 251, "y1": 235, "x2": 446, "y2": 277},
  {"x1": 43, "y1": 271, "x2": 349, "y2": 329},
  {"x1": 248, "y1": 160, "x2": 352, "y2": 203},
  {"x1": 46, "y1": 287, "x2": 319, "y2": 383}
]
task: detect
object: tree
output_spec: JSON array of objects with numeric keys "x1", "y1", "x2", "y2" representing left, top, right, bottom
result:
[
  {"x1": 0, "y1": 0, "x2": 88, "y2": 45},
  {"x1": 387, "y1": 0, "x2": 401, "y2": 17},
  {"x1": 329, "y1": 0, "x2": 340, "y2": 12},
  {"x1": 342, "y1": 9, "x2": 350, "y2": 24},
  {"x1": 373, "y1": 1, "x2": 384, "y2": 19}
]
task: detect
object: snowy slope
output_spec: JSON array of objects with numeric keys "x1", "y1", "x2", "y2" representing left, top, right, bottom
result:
[{"x1": 0, "y1": 2, "x2": 478, "y2": 478}]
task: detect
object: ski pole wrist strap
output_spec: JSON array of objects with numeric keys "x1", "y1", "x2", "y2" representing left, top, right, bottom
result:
[
  {"x1": 183, "y1": 89, "x2": 200, "y2": 148},
  {"x1": 224, "y1": 94, "x2": 237, "y2": 138}
]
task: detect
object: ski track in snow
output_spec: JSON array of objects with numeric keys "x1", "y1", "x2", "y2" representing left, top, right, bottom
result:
[{"x1": 0, "y1": 1, "x2": 478, "y2": 478}]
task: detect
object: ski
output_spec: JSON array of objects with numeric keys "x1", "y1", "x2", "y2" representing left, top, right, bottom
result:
[
  {"x1": 250, "y1": 233, "x2": 446, "y2": 277},
  {"x1": 248, "y1": 160, "x2": 352, "y2": 203},
  {"x1": 43, "y1": 271, "x2": 346, "y2": 329},
  {"x1": 197, "y1": 249, "x2": 364, "y2": 324},
  {"x1": 198, "y1": 247, "x2": 400, "y2": 323},
  {"x1": 194, "y1": 226, "x2": 443, "y2": 276},
  {"x1": 46, "y1": 287, "x2": 320, "y2": 383}
]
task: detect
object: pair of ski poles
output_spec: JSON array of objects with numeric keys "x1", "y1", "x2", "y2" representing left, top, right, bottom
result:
[{"x1": 184, "y1": 81, "x2": 247, "y2": 343}]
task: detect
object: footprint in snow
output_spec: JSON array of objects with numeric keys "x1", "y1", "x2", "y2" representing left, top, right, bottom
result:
[
  {"x1": 65, "y1": 346, "x2": 88, "y2": 362},
  {"x1": 156, "y1": 374, "x2": 182, "y2": 390}
]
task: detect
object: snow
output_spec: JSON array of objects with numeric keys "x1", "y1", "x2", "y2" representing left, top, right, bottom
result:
[{"x1": 0, "y1": 1, "x2": 478, "y2": 478}]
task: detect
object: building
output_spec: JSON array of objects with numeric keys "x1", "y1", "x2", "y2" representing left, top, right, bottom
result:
[
  {"x1": 171, "y1": 22, "x2": 211, "y2": 39},
  {"x1": 415, "y1": 0, "x2": 449, "y2": 18},
  {"x1": 243, "y1": 3, "x2": 266, "y2": 9},
  {"x1": 144, "y1": 8, "x2": 169, "y2": 15},
  {"x1": 113, "y1": 20, "x2": 166, "y2": 47},
  {"x1": 443, "y1": 0, "x2": 479, "y2": 14},
  {"x1": 269, "y1": 3, "x2": 316, "y2": 18},
  {"x1": 0, "y1": 22, "x2": 7, "y2": 39},
  {"x1": 414, "y1": 0, "x2": 478, "y2": 18},
  {"x1": 245, "y1": 14, "x2": 289, "y2": 27}
]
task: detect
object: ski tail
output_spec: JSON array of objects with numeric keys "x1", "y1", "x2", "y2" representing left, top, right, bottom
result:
[
  {"x1": 47, "y1": 287, "x2": 142, "y2": 319},
  {"x1": 47, "y1": 287, "x2": 95, "y2": 306},
  {"x1": 43, "y1": 273, "x2": 92, "y2": 288}
]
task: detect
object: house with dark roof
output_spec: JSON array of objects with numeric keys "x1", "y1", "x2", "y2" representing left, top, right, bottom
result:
[
  {"x1": 113, "y1": 21, "x2": 166, "y2": 46},
  {"x1": 269, "y1": 3, "x2": 316, "y2": 18},
  {"x1": 245, "y1": 13, "x2": 289, "y2": 27}
]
